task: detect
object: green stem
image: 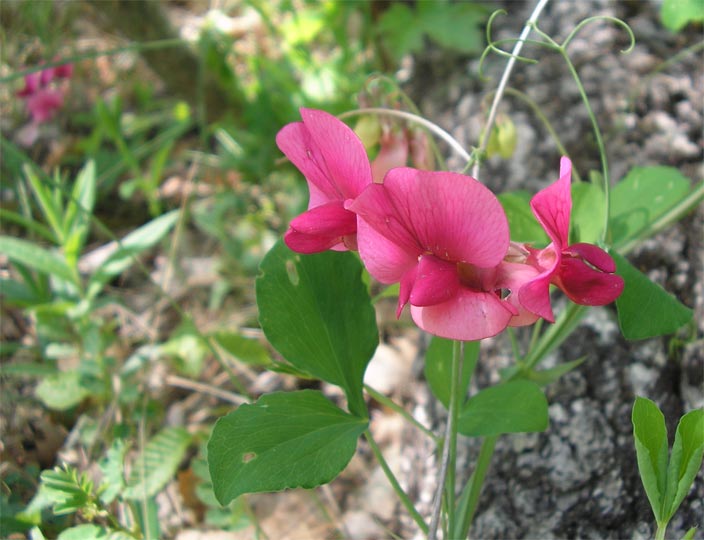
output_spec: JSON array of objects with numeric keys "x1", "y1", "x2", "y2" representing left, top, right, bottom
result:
[
  {"x1": 455, "y1": 435, "x2": 498, "y2": 540},
  {"x1": 364, "y1": 430, "x2": 429, "y2": 535},
  {"x1": 364, "y1": 384, "x2": 437, "y2": 441},
  {"x1": 560, "y1": 53, "x2": 612, "y2": 245},
  {"x1": 429, "y1": 340, "x2": 464, "y2": 540},
  {"x1": 655, "y1": 521, "x2": 668, "y2": 540}
]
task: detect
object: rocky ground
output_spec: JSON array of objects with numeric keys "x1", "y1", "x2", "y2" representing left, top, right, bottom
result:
[{"x1": 393, "y1": 0, "x2": 703, "y2": 538}]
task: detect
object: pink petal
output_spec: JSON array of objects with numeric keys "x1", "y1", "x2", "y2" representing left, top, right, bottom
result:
[
  {"x1": 409, "y1": 255, "x2": 460, "y2": 307},
  {"x1": 495, "y1": 261, "x2": 542, "y2": 327},
  {"x1": 355, "y1": 217, "x2": 417, "y2": 284},
  {"x1": 564, "y1": 243, "x2": 616, "y2": 273},
  {"x1": 397, "y1": 266, "x2": 418, "y2": 318},
  {"x1": 26, "y1": 88, "x2": 64, "y2": 123},
  {"x1": 530, "y1": 157, "x2": 572, "y2": 250},
  {"x1": 518, "y1": 273, "x2": 555, "y2": 323},
  {"x1": 39, "y1": 67, "x2": 56, "y2": 86},
  {"x1": 284, "y1": 202, "x2": 357, "y2": 254},
  {"x1": 411, "y1": 289, "x2": 514, "y2": 341},
  {"x1": 54, "y1": 63, "x2": 73, "y2": 79},
  {"x1": 554, "y1": 257, "x2": 625, "y2": 305},
  {"x1": 17, "y1": 73, "x2": 40, "y2": 97},
  {"x1": 352, "y1": 168, "x2": 509, "y2": 268}
]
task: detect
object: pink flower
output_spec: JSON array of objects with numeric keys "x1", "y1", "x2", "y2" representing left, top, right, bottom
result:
[
  {"x1": 276, "y1": 108, "x2": 372, "y2": 253},
  {"x1": 518, "y1": 157, "x2": 625, "y2": 322},
  {"x1": 16, "y1": 62, "x2": 73, "y2": 124},
  {"x1": 349, "y1": 167, "x2": 519, "y2": 341},
  {"x1": 371, "y1": 126, "x2": 408, "y2": 184}
]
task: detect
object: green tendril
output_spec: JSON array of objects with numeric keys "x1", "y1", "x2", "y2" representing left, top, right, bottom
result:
[{"x1": 561, "y1": 16, "x2": 636, "y2": 54}]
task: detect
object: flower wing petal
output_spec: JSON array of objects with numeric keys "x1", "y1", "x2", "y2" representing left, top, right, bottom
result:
[
  {"x1": 518, "y1": 273, "x2": 555, "y2": 323},
  {"x1": 355, "y1": 217, "x2": 417, "y2": 284},
  {"x1": 409, "y1": 255, "x2": 460, "y2": 307},
  {"x1": 555, "y1": 258, "x2": 625, "y2": 305}
]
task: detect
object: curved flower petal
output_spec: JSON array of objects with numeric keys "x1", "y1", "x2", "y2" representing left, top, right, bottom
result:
[
  {"x1": 564, "y1": 242, "x2": 616, "y2": 273},
  {"x1": 518, "y1": 273, "x2": 555, "y2": 323},
  {"x1": 554, "y1": 257, "x2": 625, "y2": 305},
  {"x1": 284, "y1": 202, "x2": 357, "y2": 254},
  {"x1": 411, "y1": 289, "x2": 514, "y2": 341},
  {"x1": 496, "y1": 261, "x2": 542, "y2": 327},
  {"x1": 371, "y1": 128, "x2": 408, "y2": 184},
  {"x1": 352, "y1": 168, "x2": 509, "y2": 268},
  {"x1": 397, "y1": 265, "x2": 418, "y2": 318},
  {"x1": 355, "y1": 217, "x2": 417, "y2": 284},
  {"x1": 276, "y1": 109, "x2": 372, "y2": 205},
  {"x1": 409, "y1": 255, "x2": 460, "y2": 307},
  {"x1": 530, "y1": 157, "x2": 572, "y2": 250}
]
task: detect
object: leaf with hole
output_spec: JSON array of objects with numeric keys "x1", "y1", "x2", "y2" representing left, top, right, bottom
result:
[
  {"x1": 256, "y1": 240, "x2": 378, "y2": 417},
  {"x1": 208, "y1": 390, "x2": 368, "y2": 505}
]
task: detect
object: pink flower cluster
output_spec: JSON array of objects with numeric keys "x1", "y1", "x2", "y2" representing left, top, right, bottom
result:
[
  {"x1": 277, "y1": 109, "x2": 624, "y2": 341},
  {"x1": 17, "y1": 63, "x2": 73, "y2": 124}
]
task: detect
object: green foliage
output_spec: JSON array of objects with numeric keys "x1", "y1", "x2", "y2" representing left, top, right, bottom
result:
[
  {"x1": 613, "y1": 252, "x2": 693, "y2": 340},
  {"x1": 255, "y1": 240, "x2": 379, "y2": 417},
  {"x1": 208, "y1": 390, "x2": 368, "y2": 505},
  {"x1": 458, "y1": 380, "x2": 549, "y2": 437},
  {"x1": 485, "y1": 115, "x2": 517, "y2": 159},
  {"x1": 632, "y1": 397, "x2": 704, "y2": 531},
  {"x1": 661, "y1": 0, "x2": 704, "y2": 32},
  {"x1": 123, "y1": 427, "x2": 192, "y2": 500},
  {"x1": 39, "y1": 465, "x2": 99, "y2": 517},
  {"x1": 377, "y1": 2, "x2": 488, "y2": 62},
  {"x1": 498, "y1": 191, "x2": 549, "y2": 245}
]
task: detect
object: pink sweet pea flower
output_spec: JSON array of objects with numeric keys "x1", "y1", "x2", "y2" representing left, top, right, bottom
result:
[
  {"x1": 350, "y1": 167, "x2": 518, "y2": 341},
  {"x1": 276, "y1": 108, "x2": 373, "y2": 253},
  {"x1": 371, "y1": 126, "x2": 408, "y2": 184},
  {"x1": 518, "y1": 157, "x2": 625, "y2": 322},
  {"x1": 16, "y1": 62, "x2": 73, "y2": 125}
]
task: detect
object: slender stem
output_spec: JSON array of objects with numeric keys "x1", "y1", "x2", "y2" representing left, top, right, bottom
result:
[
  {"x1": 456, "y1": 435, "x2": 498, "y2": 539},
  {"x1": 364, "y1": 430, "x2": 429, "y2": 535},
  {"x1": 428, "y1": 340, "x2": 464, "y2": 540},
  {"x1": 655, "y1": 521, "x2": 668, "y2": 540},
  {"x1": 560, "y1": 53, "x2": 612, "y2": 245},
  {"x1": 339, "y1": 108, "x2": 471, "y2": 165},
  {"x1": 472, "y1": 0, "x2": 551, "y2": 180},
  {"x1": 364, "y1": 384, "x2": 437, "y2": 441}
]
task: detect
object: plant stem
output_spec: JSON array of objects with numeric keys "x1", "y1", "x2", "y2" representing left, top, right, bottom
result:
[
  {"x1": 655, "y1": 521, "x2": 668, "y2": 540},
  {"x1": 428, "y1": 340, "x2": 464, "y2": 540},
  {"x1": 363, "y1": 430, "x2": 429, "y2": 535},
  {"x1": 455, "y1": 435, "x2": 498, "y2": 539},
  {"x1": 364, "y1": 384, "x2": 437, "y2": 441},
  {"x1": 472, "y1": 0, "x2": 551, "y2": 180}
]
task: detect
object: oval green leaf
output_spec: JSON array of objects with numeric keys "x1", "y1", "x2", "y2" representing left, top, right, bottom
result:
[
  {"x1": 256, "y1": 240, "x2": 378, "y2": 417},
  {"x1": 458, "y1": 380, "x2": 548, "y2": 437},
  {"x1": 207, "y1": 390, "x2": 368, "y2": 505}
]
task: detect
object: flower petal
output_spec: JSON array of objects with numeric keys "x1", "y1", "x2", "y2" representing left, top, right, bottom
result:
[
  {"x1": 276, "y1": 109, "x2": 372, "y2": 206},
  {"x1": 530, "y1": 157, "x2": 572, "y2": 250},
  {"x1": 554, "y1": 257, "x2": 625, "y2": 305},
  {"x1": 564, "y1": 242, "x2": 616, "y2": 273},
  {"x1": 518, "y1": 273, "x2": 555, "y2": 323},
  {"x1": 371, "y1": 128, "x2": 408, "y2": 184},
  {"x1": 496, "y1": 261, "x2": 542, "y2": 327},
  {"x1": 284, "y1": 202, "x2": 357, "y2": 254},
  {"x1": 411, "y1": 289, "x2": 514, "y2": 341},
  {"x1": 397, "y1": 265, "x2": 418, "y2": 318},
  {"x1": 355, "y1": 217, "x2": 417, "y2": 284},
  {"x1": 409, "y1": 255, "x2": 460, "y2": 307},
  {"x1": 352, "y1": 168, "x2": 509, "y2": 268}
]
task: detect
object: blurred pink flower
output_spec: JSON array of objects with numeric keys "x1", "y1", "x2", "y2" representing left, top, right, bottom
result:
[
  {"x1": 350, "y1": 167, "x2": 519, "y2": 341},
  {"x1": 518, "y1": 157, "x2": 625, "y2": 322},
  {"x1": 16, "y1": 62, "x2": 73, "y2": 124},
  {"x1": 276, "y1": 108, "x2": 372, "y2": 253},
  {"x1": 370, "y1": 126, "x2": 408, "y2": 184}
]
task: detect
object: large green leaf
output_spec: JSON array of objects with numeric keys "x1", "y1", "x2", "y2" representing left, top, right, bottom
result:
[
  {"x1": 255, "y1": 240, "x2": 378, "y2": 417},
  {"x1": 613, "y1": 252, "x2": 692, "y2": 340},
  {"x1": 424, "y1": 338, "x2": 478, "y2": 409},
  {"x1": 208, "y1": 390, "x2": 368, "y2": 505},
  {"x1": 632, "y1": 396, "x2": 669, "y2": 522},
  {"x1": 123, "y1": 427, "x2": 191, "y2": 500},
  {"x1": 610, "y1": 166, "x2": 691, "y2": 248},
  {"x1": 458, "y1": 380, "x2": 548, "y2": 437},
  {"x1": 662, "y1": 408, "x2": 704, "y2": 522},
  {"x1": 86, "y1": 210, "x2": 179, "y2": 299},
  {"x1": 0, "y1": 236, "x2": 77, "y2": 286}
]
